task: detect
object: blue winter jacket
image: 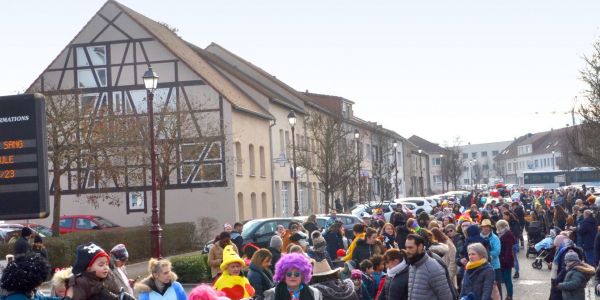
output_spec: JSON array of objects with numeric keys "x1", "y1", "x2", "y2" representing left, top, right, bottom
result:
[
  {"x1": 460, "y1": 225, "x2": 489, "y2": 260},
  {"x1": 481, "y1": 232, "x2": 501, "y2": 270}
]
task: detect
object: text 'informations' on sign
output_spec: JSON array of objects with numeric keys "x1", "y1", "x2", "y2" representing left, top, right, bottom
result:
[{"x1": 0, "y1": 94, "x2": 49, "y2": 220}]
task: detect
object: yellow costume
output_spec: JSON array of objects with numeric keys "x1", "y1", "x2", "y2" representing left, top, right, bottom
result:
[{"x1": 213, "y1": 245, "x2": 255, "y2": 300}]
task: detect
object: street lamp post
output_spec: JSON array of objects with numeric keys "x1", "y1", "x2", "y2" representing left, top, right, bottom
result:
[
  {"x1": 440, "y1": 154, "x2": 444, "y2": 193},
  {"x1": 143, "y1": 67, "x2": 162, "y2": 259},
  {"x1": 354, "y1": 129, "x2": 361, "y2": 203},
  {"x1": 552, "y1": 150, "x2": 556, "y2": 170},
  {"x1": 393, "y1": 140, "x2": 399, "y2": 199},
  {"x1": 418, "y1": 149, "x2": 424, "y2": 196},
  {"x1": 288, "y1": 111, "x2": 299, "y2": 216}
]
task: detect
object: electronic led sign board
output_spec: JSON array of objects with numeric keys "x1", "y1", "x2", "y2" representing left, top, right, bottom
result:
[{"x1": 0, "y1": 94, "x2": 49, "y2": 219}]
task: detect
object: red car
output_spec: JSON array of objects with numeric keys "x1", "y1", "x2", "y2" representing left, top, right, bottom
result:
[{"x1": 57, "y1": 215, "x2": 120, "y2": 234}]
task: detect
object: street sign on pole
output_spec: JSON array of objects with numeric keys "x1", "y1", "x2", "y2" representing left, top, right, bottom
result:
[{"x1": 0, "y1": 94, "x2": 49, "y2": 220}]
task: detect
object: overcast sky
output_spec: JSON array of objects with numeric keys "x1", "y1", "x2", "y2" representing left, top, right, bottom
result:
[{"x1": 2, "y1": 1, "x2": 599, "y2": 145}]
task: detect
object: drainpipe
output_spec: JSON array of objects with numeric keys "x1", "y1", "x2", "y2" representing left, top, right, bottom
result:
[{"x1": 269, "y1": 119, "x2": 277, "y2": 217}]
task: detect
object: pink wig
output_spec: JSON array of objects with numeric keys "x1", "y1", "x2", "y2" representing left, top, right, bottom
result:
[
  {"x1": 188, "y1": 284, "x2": 229, "y2": 300},
  {"x1": 273, "y1": 253, "x2": 313, "y2": 284}
]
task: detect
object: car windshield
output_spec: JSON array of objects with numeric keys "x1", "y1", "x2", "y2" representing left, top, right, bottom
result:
[
  {"x1": 93, "y1": 217, "x2": 119, "y2": 228},
  {"x1": 241, "y1": 219, "x2": 262, "y2": 240}
]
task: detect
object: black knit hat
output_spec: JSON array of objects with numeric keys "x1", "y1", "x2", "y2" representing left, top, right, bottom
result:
[{"x1": 72, "y1": 242, "x2": 109, "y2": 275}]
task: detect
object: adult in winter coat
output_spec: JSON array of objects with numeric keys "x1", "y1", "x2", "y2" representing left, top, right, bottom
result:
[
  {"x1": 458, "y1": 224, "x2": 489, "y2": 268},
  {"x1": 459, "y1": 243, "x2": 496, "y2": 300},
  {"x1": 394, "y1": 218, "x2": 411, "y2": 250},
  {"x1": 405, "y1": 234, "x2": 453, "y2": 300},
  {"x1": 479, "y1": 219, "x2": 502, "y2": 299},
  {"x1": 577, "y1": 210, "x2": 597, "y2": 264},
  {"x1": 208, "y1": 231, "x2": 239, "y2": 278},
  {"x1": 323, "y1": 222, "x2": 345, "y2": 261},
  {"x1": 352, "y1": 228, "x2": 377, "y2": 266},
  {"x1": 13, "y1": 227, "x2": 33, "y2": 256},
  {"x1": 247, "y1": 249, "x2": 274, "y2": 300},
  {"x1": 375, "y1": 249, "x2": 408, "y2": 300},
  {"x1": 268, "y1": 235, "x2": 283, "y2": 273},
  {"x1": 496, "y1": 219, "x2": 516, "y2": 300},
  {"x1": 134, "y1": 258, "x2": 187, "y2": 300},
  {"x1": 308, "y1": 231, "x2": 333, "y2": 267},
  {"x1": 264, "y1": 253, "x2": 322, "y2": 300},
  {"x1": 431, "y1": 228, "x2": 457, "y2": 289},
  {"x1": 556, "y1": 250, "x2": 596, "y2": 300}
]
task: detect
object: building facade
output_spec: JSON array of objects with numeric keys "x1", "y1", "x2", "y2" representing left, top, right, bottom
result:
[
  {"x1": 494, "y1": 128, "x2": 567, "y2": 185},
  {"x1": 408, "y1": 135, "x2": 447, "y2": 194},
  {"x1": 458, "y1": 141, "x2": 512, "y2": 188}
]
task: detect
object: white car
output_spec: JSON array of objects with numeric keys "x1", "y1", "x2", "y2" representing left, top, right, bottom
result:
[
  {"x1": 394, "y1": 197, "x2": 433, "y2": 215},
  {"x1": 351, "y1": 201, "x2": 414, "y2": 222}
]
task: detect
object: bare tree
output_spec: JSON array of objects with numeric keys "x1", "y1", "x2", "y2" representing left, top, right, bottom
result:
[
  {"x1": 443, "y1": 138, "x2": 465, "y2": 190},
  {"x1": 569, "y1": 40, "x2": 600, "y2": 168},
  {"x1": 295, "y1": 112, "x2": 358, "y2": 213},
  {"x1": 370, "y1": 133, "x2": 396, "y2": 201},
  {"x1": 42, "y1": 91, "x2": 134, "y2": 236}
]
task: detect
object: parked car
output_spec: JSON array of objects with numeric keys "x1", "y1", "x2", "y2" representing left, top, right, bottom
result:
[
  {"x1": 394, "y1": 198, "x2": 433, "y2": 214},
  {"x1": 0, "y1": 223, "x2": 52, "y2": 237},
  {"x1": 57, "y1": 215, "x2": 120, "y2": 234},
  {"x1": 297, "y1": 213, "x2": 362, "y2": 239}
]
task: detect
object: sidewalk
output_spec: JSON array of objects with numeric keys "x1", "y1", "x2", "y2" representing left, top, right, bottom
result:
[{"x1": 38, "y1": 251, "x2": 202, "y2": 295}]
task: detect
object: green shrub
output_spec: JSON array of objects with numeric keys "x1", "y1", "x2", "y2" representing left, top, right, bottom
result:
[
  {"x1": 171, "y1": 254, "x2": 210, "y2": 283},
  {"x1": 0, "y1": 222, "x2": 198, "y2": 271}
]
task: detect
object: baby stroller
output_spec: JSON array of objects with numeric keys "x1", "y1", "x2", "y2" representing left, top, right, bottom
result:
[
  {"x1": 532, "y1": 246, "x2": 555, "y2": 269},
  {"x1": 526, "y1": 221, "x2": 544, "y2": 258}
]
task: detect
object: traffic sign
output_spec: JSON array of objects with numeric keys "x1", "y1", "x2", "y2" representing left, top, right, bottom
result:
[{"x1": 0, "y1": 94, "x2": 49, "y2": 219}]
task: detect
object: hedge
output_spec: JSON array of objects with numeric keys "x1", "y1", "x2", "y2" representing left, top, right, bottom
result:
[
  {"x1": 0, "y1": 222, "x2": 198, "y2": 270},
  {"x1": 171, "y1": 253, "x2": 211, "y2": 283}
]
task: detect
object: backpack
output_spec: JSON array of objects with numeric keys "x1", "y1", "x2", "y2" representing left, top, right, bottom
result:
[{"x1": 427, "y1": 250, "x2": 459, "y2": 300}]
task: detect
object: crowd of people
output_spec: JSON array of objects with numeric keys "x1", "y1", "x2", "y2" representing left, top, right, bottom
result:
[{"x1": 3, "y1": 185, "x2": 600, "y2": 299}]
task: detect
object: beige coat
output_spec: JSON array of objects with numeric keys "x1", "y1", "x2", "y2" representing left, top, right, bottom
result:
[{"x1": 208, "y1": 242, "x2": 239, "y2": 278}]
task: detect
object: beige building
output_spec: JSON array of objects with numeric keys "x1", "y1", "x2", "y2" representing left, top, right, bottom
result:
[
  {"x1": 26, "y1": 0, "x2": 275, "y2": 227},
  {"x1": 21, "y1": 0, "x2": 420, "y2": 229}
]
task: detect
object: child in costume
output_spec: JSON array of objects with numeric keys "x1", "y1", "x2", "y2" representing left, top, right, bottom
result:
[
  {"x1": 213, "y1": 245, "x2": 255, "y2": 300},
  {"x1": 68, "y1": 242, "x2": 134, "y2": 300}
]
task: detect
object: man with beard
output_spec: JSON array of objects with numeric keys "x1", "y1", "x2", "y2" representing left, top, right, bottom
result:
[{"x1": 405, "y1": 234, "x2": 453, "y2": 300}]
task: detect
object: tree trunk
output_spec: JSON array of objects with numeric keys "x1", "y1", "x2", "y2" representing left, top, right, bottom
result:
[
  {"x1": 324, "y1": 187, "x2": 330, "y2": 213},
  {"x1": 52, "y1": 168, "x2": 62, "y2": 237},
  {"x1": 159, "y1": 180, "x2": 166, "y2": 225}
]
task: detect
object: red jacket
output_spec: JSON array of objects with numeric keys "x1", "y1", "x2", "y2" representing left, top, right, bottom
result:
[{"x1": 499, "y1": 230, "x2": 516, "y2": 269}]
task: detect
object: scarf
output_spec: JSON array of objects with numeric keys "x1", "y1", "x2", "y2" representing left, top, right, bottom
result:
[
  {"x1": 387, "y1": 261, "x2": 407, "y2": 278},
  {"x1": 465, "y1": 258, "x2": 487, "y2": 270}
]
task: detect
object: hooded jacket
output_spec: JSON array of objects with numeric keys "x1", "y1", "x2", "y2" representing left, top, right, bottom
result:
[
  {"x1": 557, "y1": 262, "x2": 595, "y2": 300},
  {"x1": 134, "y1": 273, "x2": 186, "y2": 300},
  {"x1": 578, "y1": 216, "x2": 597, "y2": 250},
  {"x1": 460, "y1": 225, "x2": 489, "y2": 262},
  {"x1": 69, "y1": 271, "x2": 122, "y2": 300},
  {"x1": 311, "y1": 279, "x2": 359, "y2": 300},
  {"x1": 480, "y1": 231, "x2": 501, "y2": 270}
]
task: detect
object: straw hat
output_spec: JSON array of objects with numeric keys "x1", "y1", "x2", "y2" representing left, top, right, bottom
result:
[
  {"x1": 311, "y1": 259, "x2": 341, "y2": 277},
  {"x1": 479, "y1": 219, "x2": 493, "y2": 228}
]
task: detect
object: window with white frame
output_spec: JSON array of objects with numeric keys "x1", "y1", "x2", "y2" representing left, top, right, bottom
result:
[
  {"x1": 432, "y1": 157, "x2": 441, "y2": 166},
  {"x1": 281, "y1": 182, "x2": 290, "y2": 216},
  {"x1": 433, "y1": 175, "x2": 442, "y2": 184}
]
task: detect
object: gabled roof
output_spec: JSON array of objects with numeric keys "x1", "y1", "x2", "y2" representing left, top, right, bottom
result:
[
  {"x1": 301, "y1": 92, "x2": 344, "y2": 115},
  {"x1": 29, "y1": 0, "x2": 272, "y2": 120},
  {"x1": 204, "y1": 42, "x2": 309, "y2": 113},
  {"x1": 408, "y1": 135, "x2": 447, "y2": 154},
  {"x1": 494, "y1": 127, "x2": 569, "y2": 161}
]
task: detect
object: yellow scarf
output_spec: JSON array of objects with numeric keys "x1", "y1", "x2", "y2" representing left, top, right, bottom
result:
[
  {"x1": 465, "y1": 258, "x2": 487, "y2": 270},
  {"x1": 343, "y1": 232, "x2": 366, "y2": 262}
]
